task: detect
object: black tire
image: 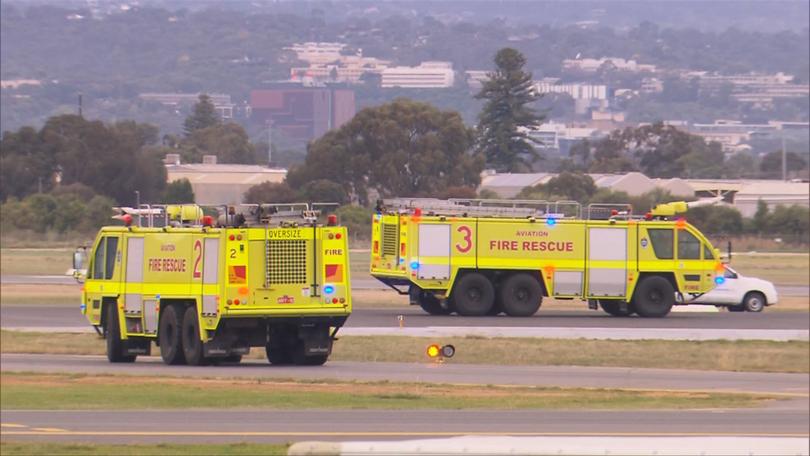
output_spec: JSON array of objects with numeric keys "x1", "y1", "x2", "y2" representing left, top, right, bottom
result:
[
  {"x1": 181, "y1": 306, "x2": 206, "y2": 366},
  {"x1": 599, "y1": 300, "x2": 635, "y2": 317},
  {"x1": 418, "y1": 292, "x2": 450, "y2": 315},
  {"x1": 632, "y1": 276, "x2": 675, "y2": 318},
  {"x1": 266, "y1": 344, "x2": 293, "y2": 365},
  {"x1": 743, "y1": 292, "x2": 766, "y2": 312},
  {"x1": 452, "y1": 272, "x2": 495, "y2": 316},
  {"x1": 499, "y1": 273, "x2": 543, "y2": 317},
  {"x1": 293, "y1": 345, "x2": 329, "y2": 366},
  {"x1": 158, "y1": 304, "x2": 186, "y2": 365},
  {"x1": 105, "y1": 304, "x2": 136, "y2": 363}
]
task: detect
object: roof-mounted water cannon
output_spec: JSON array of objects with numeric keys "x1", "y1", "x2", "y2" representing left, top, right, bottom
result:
[{"x1": 649, "y1": 197, "x2": 722, "y2": 219}]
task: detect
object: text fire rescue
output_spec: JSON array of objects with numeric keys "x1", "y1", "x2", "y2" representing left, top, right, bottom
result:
[
  {"x1": 148, "y1": 258, "x2": 187, "y2": 272},
  {"x1": 489, "y1": 240, "x2": 574, "y2": 252}
]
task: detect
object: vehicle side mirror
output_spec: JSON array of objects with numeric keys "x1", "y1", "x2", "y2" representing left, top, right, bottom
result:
[{"x1": 72, "y1": 247, "x2": 88, "y2": 283}]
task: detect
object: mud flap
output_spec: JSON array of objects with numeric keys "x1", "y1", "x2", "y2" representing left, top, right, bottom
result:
[
  {"x1": 300, "y1": 325, "x2": 333, "y2": 357},
  {"x1": 123, "y1": 338, "x2": 151, "y2": 356}
]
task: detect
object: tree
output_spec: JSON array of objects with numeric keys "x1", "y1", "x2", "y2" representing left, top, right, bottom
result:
[
  {"x1": 517, "y1": 172, "x2": 597, "y2": 202},
  {"x1": 759, "y1": 151, "x2": 807, "y2": 179},
  {"x1": 183, "y1": 94, "x2": 220, "y2": 136},
  {"x1": 475, "y1": 48, "x2": 544, "y2": 172},
  {"x1": 298, "y1": 179, "x2": 348, "y2": 205},
  {"x1": 243, "y1": 182, "x2": 298, "y2": 204},
  {"x1": 0, "y1": 126, "x2": 55, "y2": 201},
  {"x1": 163, "y1": 179, "x2": 195, "y2": 204},
  {"x1": 686, "y1": 205, "x2": 744, "y2": 234},
  {"x1": 678, "y1": 141, "x2": 725, "y2": 178},
  {"x1": 181, "y1": 123, "x2": 258, "y2": 164},
  {"x1": 287, "y1": 98, "x2": 482, "y2": 206},
  {"x1": 752, "y1": 200, "x2": 769, "y2": 234}
]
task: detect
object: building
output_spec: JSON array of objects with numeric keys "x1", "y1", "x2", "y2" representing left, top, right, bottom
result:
[
  {"x1": 164, "y1": 154, "x2": 287, "y2": 205},
  {"x1": 287, "y1": 42, "x2": 391, "y2": 85},
  {"x1": 381, "y1": 62, "x2": 455, "y2": 88},
  {"x1": 286, "y1": 42, "x2": 346, "y2": 65},
  {"x1": 139, "y1": 93, "x2": 235, "y2": 119},
  {"x1": 688, "y1": 72, "x2": 810, "y2": 107},
  {"x1": 524, "y1": 123, "x2": 602, "y2": 156},
  {"x1": 686, "y1": 179, "x2": 809, "y2": 217},
  {"x1": 465, "y1": 70, "x2": 489, "y2": 90},
  {"x1": 249, "y1": 86, "x2": 356, "y2": 142},
  {"x1": 562, "y1": 57, "x2": 657, "y2": 74}
]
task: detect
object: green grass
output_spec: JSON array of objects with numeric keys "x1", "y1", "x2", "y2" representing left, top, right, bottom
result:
[
  {"x1": 729, "y1": 253, "x2": 810, "y2": 286},
  {"x1": 0, "y1": 442, "x2": 289, "y2": 456},
  {"x1": 0, "y1": 372, "x2": 775, "y2": 411},
  {"x1": 1, "y1": 248, "x2": 74, "y2": 276},
  {"x1": 3, "y1": 330, "x2": 808, "y2": 373}
]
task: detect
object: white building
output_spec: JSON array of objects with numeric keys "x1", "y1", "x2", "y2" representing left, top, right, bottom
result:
[
  {"x1": 562, "y1": 57, "x2": 656, "y2": 74},
  {"x1": 286, "y1": 42, "x2": 346, "y2": 65},
  {"x1": 465, "y1": 70, "x2": 489, "y2": 90},
  {"x1": 381, "y1": 62, "x2": 455, "y2": 88},
  {"x1": 535, "y1": 80, "x2": 608, "y2": 100}
]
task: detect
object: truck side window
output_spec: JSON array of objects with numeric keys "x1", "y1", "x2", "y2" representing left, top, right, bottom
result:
[
  {"x1": 92, "y1": 237, "x2": 106, "y2": 279},
  {"x1": 104, "y1": 237, "x2": 118, "y2": 279},
  {"x1": 678, "y1": 230, "x2": 701, "y2": 260},
  {"x1": 647, "y1": 229, "x2": 673, "y2": 259},
  {"x1": 703, "y1": 245, "x2": 714, "y2": 260}
]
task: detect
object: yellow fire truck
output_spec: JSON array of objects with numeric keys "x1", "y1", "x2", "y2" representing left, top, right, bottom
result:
[
  {"x1": 370, "y1": 198, "x2": 723, "y2": 318},
  {"x1": 73, "y1": 203, "x2": 351, "y2": 365}
]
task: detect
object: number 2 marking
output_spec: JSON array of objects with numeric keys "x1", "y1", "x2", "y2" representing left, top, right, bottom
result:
[
  {"x1": 456, "y1": 226, "x2": 472, "y2": 253},
  {"x1": 193, "y1": 240, "x2": 202, "y2": 279}
]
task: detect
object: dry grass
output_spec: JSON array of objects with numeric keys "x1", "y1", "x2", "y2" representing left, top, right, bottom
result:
[
  {"x1": 729, "y1": 253, "x2": 810, "y2": 286},
  {"x1": 0, "y1": 372, "x2": 775, "y2": 411},
  {"x1": 0, "y1": 442, "x2": 288, "y2": 456},
  {"x1": 3, "y1": 330, "x2": 807, "y2": 373}
]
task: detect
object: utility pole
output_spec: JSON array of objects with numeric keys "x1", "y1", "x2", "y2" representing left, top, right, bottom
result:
[
  {"x1": 78, "y1": 93, "x2": 83, "y2": 117},
  {"x1": 781, "y1": 132, "x2": 787, "y2": 181},
  {"x1": 135, "y1": 190, "x2": 141, "y2": 227},
  {"x1": 267, "y1": 120, "x2": 273, "y2": 166}
]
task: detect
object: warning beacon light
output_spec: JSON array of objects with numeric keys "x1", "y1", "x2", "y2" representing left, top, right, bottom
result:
[{"x1": 426, "y1": 343, "x2": 455, "y2": 361}]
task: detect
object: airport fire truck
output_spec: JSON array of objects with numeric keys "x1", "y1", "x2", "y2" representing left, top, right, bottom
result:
[
  {"x1": 73, "y1": 203, "x2": 351, "y2": 365},
  {"x1": 370, "y1": 198, "x2": 723, "y2": 318}
]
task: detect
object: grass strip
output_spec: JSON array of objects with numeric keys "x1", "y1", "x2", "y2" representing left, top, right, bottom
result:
[
  {"x1": 2, "y1": 330, "x2": 808, "y2": 373},
  {"x1": 0, "y1": 441, "x2": 288, "y2": 456},
  {"x1": 0, "y1": 372, "x2": 775, "y2": 410}
]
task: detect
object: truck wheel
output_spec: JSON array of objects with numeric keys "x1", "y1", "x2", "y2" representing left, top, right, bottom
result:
[
  {"x1": 265, "y1": 344, "x2": 293, "y2": 365},
  {"x1": 499, "y1": 273, "x2": 542, "y2": 317},
  {"x1": 105, "y1": 304, "x2": 136, "y2": 363},
  {"x1": 181, "y1": 306, "x2": 207, "y2": 366},
  {"x1": 599, "y1": 300, "x2": 635, "y2": 317},
  {"x1": 452, "y1": 272, "x2": 495, "y2": 316},
  {"x1": 632, "y1": 276, "x2": 675, "y2": 318},
  {"x1": 293, "y1": 344, "x2": 329, "y2": 366},
  {"x1": 743, "y1": 292, "x2": 766, "y2": 312},
  {"x1": 418, "y1": 292, "x2": 450, "y2": 315},
  {"x1": 158, "y1": 304, "x2": 186, "y2": 365}
]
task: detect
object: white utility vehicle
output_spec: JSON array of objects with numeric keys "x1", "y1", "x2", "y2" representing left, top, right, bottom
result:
[{"x1": 683, "y1": 265, "x2": 778, "y2": 312}]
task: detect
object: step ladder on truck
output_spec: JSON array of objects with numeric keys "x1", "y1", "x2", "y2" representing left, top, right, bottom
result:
[
  {"x1": 72, "y1": 203, "x2": 351, "y2": 365},
  {"x1": 369, "y1": 197, "x2": 723, "y2": 318}
]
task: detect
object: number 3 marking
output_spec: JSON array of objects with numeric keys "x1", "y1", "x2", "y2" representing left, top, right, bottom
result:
[
  {"x1": 456, "y1": 226, "x2": 472, "y2": 253},
  {"x1": 193, "y1": 240, "x2": 202, "y2": 279}
]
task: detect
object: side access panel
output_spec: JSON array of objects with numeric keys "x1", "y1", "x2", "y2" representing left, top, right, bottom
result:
[{"x1": 587, "y1": 227, "x2": 628, "y2": 298}]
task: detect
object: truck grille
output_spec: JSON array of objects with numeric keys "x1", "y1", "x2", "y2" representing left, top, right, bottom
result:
[
  {"x1": 266, "y1": 240, "x2": 307, "y2": 285},
  {"x1": 381, "y1": 223, "x2": 398, "y2": 257}
]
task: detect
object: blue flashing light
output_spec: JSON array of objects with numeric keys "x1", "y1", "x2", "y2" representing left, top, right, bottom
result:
[
  {"x1": 410, "y1": 261, "x2": 420, "y2": 270},
  {"x1": 399, "y1": 258, "x2": 405, "y2": 264},
  {"x1": 324, "y1": 285, "x2": 335, "y2": 294},
  {"x1": 546, "y1": 218, "x2": 557, "y2": 226},
  {"x1": 80, "y1": 303, "x2": 86, "y2": 313},
  {"x1": 714, "y1": 276, "x2": 725, "y2": 285}
]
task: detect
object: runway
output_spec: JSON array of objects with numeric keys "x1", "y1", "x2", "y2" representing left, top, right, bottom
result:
[
  {"x1": 2, "y1": 303, "x2": 808, "y2": 332},
  {"x1": 2, "y1": 353, "x2": 807, "y2": 395},
  {"x1": 2, "y1": 408, "x2": 807, "y2": 444}
]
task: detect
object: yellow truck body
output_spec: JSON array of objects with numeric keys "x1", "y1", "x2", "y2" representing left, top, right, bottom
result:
[
  {"x1": 370, "y1": 199, "x2": 722, "y2": 318},
  {"x1": 77, "y1": 204, "x2": 351, "y2": 365}
]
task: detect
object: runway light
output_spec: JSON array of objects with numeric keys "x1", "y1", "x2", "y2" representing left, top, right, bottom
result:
[
  {"x1": 715, "y1": 276, "x2": 726, "y2": 285},
  {"x1": 441, "y1": 344, "x2": 455, "y2": 358},
  {"x1": 426, "y1": 344, "x2": 441, "y2": 358},
  {"x1": 427, "y1": 343, "x2": 455, "y2": 360}
]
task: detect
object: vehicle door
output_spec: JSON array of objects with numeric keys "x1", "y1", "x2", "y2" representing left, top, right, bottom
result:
[
  {"x1": 704, "y1": 266, "x2": 741, "y2": 304},
  {"x1": 84, "y1": 234, "x2": 123, "y2": 325},
  {"x1": 675, "y1": 228, "x2": 712, "y2": 295}
]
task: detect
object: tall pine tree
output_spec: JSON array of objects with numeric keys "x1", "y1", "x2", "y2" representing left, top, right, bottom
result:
[
  {"x1": 475, "y1": 48, "x2": 544, "y2": 172},
  {"x1": 183, "y1": 94, "x2": 220, "y2": 136}
]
